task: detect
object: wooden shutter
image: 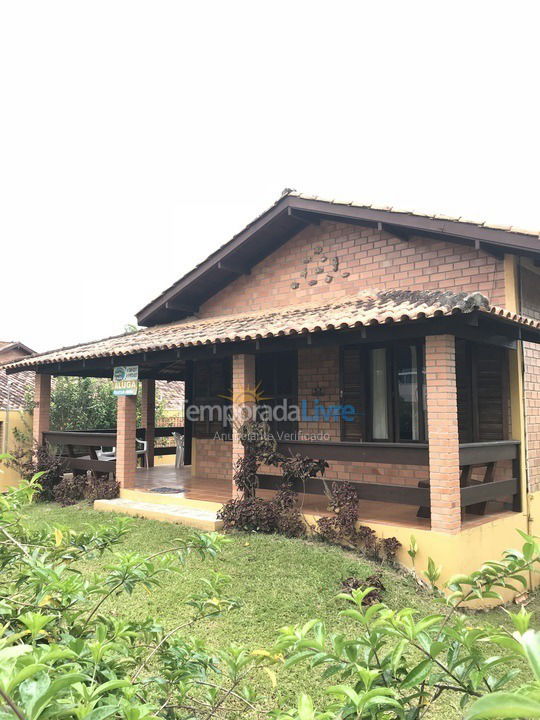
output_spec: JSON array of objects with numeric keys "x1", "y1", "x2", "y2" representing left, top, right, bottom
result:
[
  {"x1": 340, "y1": 346, "x2": 365, "y2": 441},
  {"x1": 474, "y1": 345, "x2": 506, "y2": 442},
  {"x1": 455, "y1": 339, "x2": 474, "y2": 443}
]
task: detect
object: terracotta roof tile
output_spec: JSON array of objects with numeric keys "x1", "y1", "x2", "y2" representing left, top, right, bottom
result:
[
  {"x1": 4, "y1": 290, "x2": 540, "y2": 373},
  {"x1": 0, "y1": 368, "x2": 34, "y2": 409}
]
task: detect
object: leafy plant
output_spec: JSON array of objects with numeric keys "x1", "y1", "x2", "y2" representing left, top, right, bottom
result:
[
  {"x1": 424, "y1": 556, "x2": 442, "y2": 590},
  {"x1": 315, "y1": 481, "x2": 401, "y2": 563},
  {"x1": 52, "y1": 473, "x2": 87, "y2": 505},
  {"x1": 8, "y1": 440, "x2": 67, "y2": 501},
  {"x1": 270, "y1": 530, "x2": 540, "y2": 720},
  {"x1": 408, "y1": 535, "x2": 418, "y2": 567},
  {"x1": 0, "y1": 454, "x2": 278, "y2": 720},
  {"x1": 218, "y1": 421, "x2": 325, "y2": 537}
]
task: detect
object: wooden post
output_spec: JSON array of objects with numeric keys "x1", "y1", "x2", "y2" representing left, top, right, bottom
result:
[
  {"x1": 116, "y1": 394, "x2": 137, "y2": 489},
  {"x1": 141, "y1": 379, "x2": 155, "y2": 468},
  {"x1": 33, "y1": 374, "x2": 51, "y2": 448},
  {"x1": 425, "y1": 334, "x2": 461, "y2": 534},
  {"x1": 231, "y1": 354, "x2": 256, "y2": 497}
]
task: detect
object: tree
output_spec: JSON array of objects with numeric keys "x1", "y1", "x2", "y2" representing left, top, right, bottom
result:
[{"x1": 25, "y1": 377, "x2": 167, "y2": 431}]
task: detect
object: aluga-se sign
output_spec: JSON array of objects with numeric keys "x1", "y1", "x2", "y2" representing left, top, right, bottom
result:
[{"x1": 112, "y1": 366, "x2": 138, "y2": 396}]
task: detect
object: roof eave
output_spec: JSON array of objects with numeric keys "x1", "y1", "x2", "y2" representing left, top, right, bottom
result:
[{"x1": 136, "y1": 194, "x2": 540, "y2": 327}]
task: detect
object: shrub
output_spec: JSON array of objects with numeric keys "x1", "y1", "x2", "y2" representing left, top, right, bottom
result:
[
  {"x1": 53, "y1": 473, "x2": 120, "y2": 506},
  {"x1": 219, "y1": 422, "x2": 326, "y2": 537},
  {"x1": 8, "y1": 440, "x2": 67, "y2": 500},
  {"x1": 2, "y1": 452, "x2": 540, "y2": 720},
  {"x1": 85, "y1": 473, "x2": 120, "y2": 501},
  {"x1": 218, "y1": 495, "x2": 280, "y2": 532},
  {"x1": 316, "y1": 481, "x2": 401, "y2": 562},
  {"x1": 53, "y1": 473, "x2": 87, "y2": 505}
]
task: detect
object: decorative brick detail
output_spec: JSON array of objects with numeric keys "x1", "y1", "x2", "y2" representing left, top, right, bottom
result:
[
  {"x1": 231, "y1": 354, "x2": 256, "y2": 497},
  {"x1": 141, "y1": 379, "x2": 155, "y2": 468},
  {"x1": 116, "y1": 394, "x2": 137, "y2": 489},
  {"x1": 425, "y1": 335, "x2": 461, "y2": 534},
  {"x1": 200, "y1": 222, "x2": 506, "y2": 318},
  {"x1": 33, "y1": 374, "x2": 51, "y2": 447}
]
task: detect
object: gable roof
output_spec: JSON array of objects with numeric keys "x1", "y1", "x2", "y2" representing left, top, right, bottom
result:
[
  {"x1": 5, "y1": 290, "x2": 540, "y2": 375},
  {"x1": 0, "y1": 341, "x2": 35, "y2": 357},
  {"x1": 136, "y1": 191, "x2": 540, "y2": 326}
]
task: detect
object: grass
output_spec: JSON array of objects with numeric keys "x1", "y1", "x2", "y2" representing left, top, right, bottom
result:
[{"x1": 23, "y1": 502, "x2": 535, "y2": 717}]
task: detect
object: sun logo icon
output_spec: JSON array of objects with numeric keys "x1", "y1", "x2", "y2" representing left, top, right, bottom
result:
[{"x1": 219, "y1": 381, "x2": 271, "y2": 406}]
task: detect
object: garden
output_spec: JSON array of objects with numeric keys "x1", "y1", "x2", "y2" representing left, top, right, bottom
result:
[{"x1": 2, "y1": 462, "x2": 540, "y2": 720}]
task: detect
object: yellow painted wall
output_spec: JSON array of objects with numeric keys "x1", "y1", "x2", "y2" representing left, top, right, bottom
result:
[{"x1": 0, "y1": 409, "x2": 30, "y2": 489}]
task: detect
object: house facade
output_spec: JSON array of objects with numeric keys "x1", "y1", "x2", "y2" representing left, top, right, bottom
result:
[
  {"x1": 0, "y1": 342, "x2": 35, "y2": 489},
  {"x1": 5, "y1": 192, "x2": 540, "y2": 587}
]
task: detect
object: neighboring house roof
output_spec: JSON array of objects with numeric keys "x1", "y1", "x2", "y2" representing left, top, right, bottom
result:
[
  {"x1": 0, "y1": 367, "x2": 34, "y2": 409},
  {"x1": 156, "y1": 380, "x2": 184, "y2": 411},
  {"x1": 0, "y1": 341, "x2": 35, "y2": 409},
  {"x1": 136, "y1": 191, "x2": 540, "y2": 326},
  {"x1": 0, "y1": 341, "x2": 35, "y2": 356},
  {"x1": 5, "y1": 290, "x2": 540, "y2": 373}
]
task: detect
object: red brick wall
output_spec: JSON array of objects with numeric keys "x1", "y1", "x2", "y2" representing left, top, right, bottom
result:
[
  {"x1": 425, "y1": 335, "x2": 461, "y2": 534},
  {"x1": 193, "y1": 437, "x2": 232, "y2": 481},
  {"x1": 200, "y1": 221, "x2": 506, "y2": 318},
  {"x1": 193, "y1": 221, "x2": 509, "y2": 498}
]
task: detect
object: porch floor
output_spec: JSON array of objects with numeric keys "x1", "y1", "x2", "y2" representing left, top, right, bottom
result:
[{"x1": 134, "y1": 465, "x2": 514, "y2": 530}]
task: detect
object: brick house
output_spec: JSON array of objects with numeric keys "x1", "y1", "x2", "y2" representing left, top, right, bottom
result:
[{"x1": 6, "y1": 191, "x2": 540, "y2": 583}]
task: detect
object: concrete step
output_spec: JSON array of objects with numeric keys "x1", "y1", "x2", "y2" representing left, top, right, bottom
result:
[
  {"x1": 119, "y1": 488, "x2": 223, "y2": 513},
  {"x1": 94, "y1": 497, "x2": 223, "y2": 531}
]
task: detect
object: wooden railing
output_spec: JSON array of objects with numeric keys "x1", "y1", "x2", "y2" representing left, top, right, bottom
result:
[
  {"x1": 263, "y1": 439, "x2": 521, "y2": 514},
  {"x1": 43, "y1": 426, "x2": 184, "y2": 473}
]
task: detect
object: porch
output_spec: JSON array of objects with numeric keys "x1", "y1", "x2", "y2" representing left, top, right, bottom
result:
[
  {"x1": 7, "y1": 288, "x2": 540, "y2": 543},
  {"x1": 128, "y1": 463, "x2": 518, "y2": 530}
]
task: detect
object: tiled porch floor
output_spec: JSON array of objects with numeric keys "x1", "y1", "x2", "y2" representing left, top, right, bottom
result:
[{"x1": 134, "y1": 465, "x2": 514, "y2": 530}]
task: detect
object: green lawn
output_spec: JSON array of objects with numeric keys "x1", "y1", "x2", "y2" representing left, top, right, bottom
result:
[{"x1": 23, "y1": 502, "x2": 533, "y2": 718}]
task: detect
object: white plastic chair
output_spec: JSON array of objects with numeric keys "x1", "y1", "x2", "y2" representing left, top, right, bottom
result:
[
  {"x1": 136, "y1": 439, "x2": 148, "y2": 467},
  {"x1": 97, "y1": 447, "x2": 116, "y2": 461},
  {"x1": 173, "y1": 432, "x2": 184, "y2": 468},
  {"x1": 96, "y1": 440, "x2": 147, "y2": 467}
]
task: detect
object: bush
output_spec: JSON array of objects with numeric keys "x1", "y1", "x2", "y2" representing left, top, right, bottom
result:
[
  {"x1": 218, "y1": 422, "x2": 325, "y2": 537},
  {"x1": 2, "y1": 452, "x2": 540, "y2": 720},
  {"x1": 53, "y1": 473, "x2": 120, "y2": 506},
  {"x1": 85, "y1": 473, "x2": 120, "y2": 501},
  {"x1": 316, "y1": 481, "x2": 401, "y2": 562},
  {"x1": 8, "y1": 440, "x2": 67, "y2": 501},
  {"x1": 52, "y1": 473, "x2": 87, "y2": 505}
]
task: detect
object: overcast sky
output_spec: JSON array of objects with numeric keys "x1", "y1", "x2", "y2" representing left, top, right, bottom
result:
[{"x1": 1, "y1": 1, "x2": 538, "y2": 353}]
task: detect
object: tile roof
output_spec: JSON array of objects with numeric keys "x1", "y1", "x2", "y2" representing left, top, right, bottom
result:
[
  {"x1": 0, "y1": 367, "x2": 34, "y2": 409},
  {"x1": 156, "y1": 380, "x2": 184, "y2": 410},
  {"x1": 4, "y1": 290, "x2": 540, "y2": 373},
  {"x1": 286, "y1": 192, "x2": 540, "y2": 238}
]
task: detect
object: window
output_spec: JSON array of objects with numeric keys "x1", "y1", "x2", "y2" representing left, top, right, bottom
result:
[
  {"x1": 192, "y1": 357, "x2": 232, "y2": 439},
  {"x1": 455, "y1": 339, "x2": 508, "y2": 443},
  {"x1": 341, "y1": 341, "x2": 426, "y2": 443},
  {"x1": 256, "y1": 350, "x2": 298, "y2": 438}
]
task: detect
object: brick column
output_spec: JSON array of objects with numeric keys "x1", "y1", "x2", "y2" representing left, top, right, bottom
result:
[
  {"x1": 141, "y1": 379, "x2": 155, "y2": 468},
  {"x1": 425, "y1": 334, "x2": 461, "y2": 533},
  {"x1": 116, "y1": 394, "x2": 137, "y2": 489},
  {"x1": 231, "y1": 354, "x2": 256, "y2": 497},
  {"x1": 33, "y1": 374, "x2": 51, "y2": 447}
]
